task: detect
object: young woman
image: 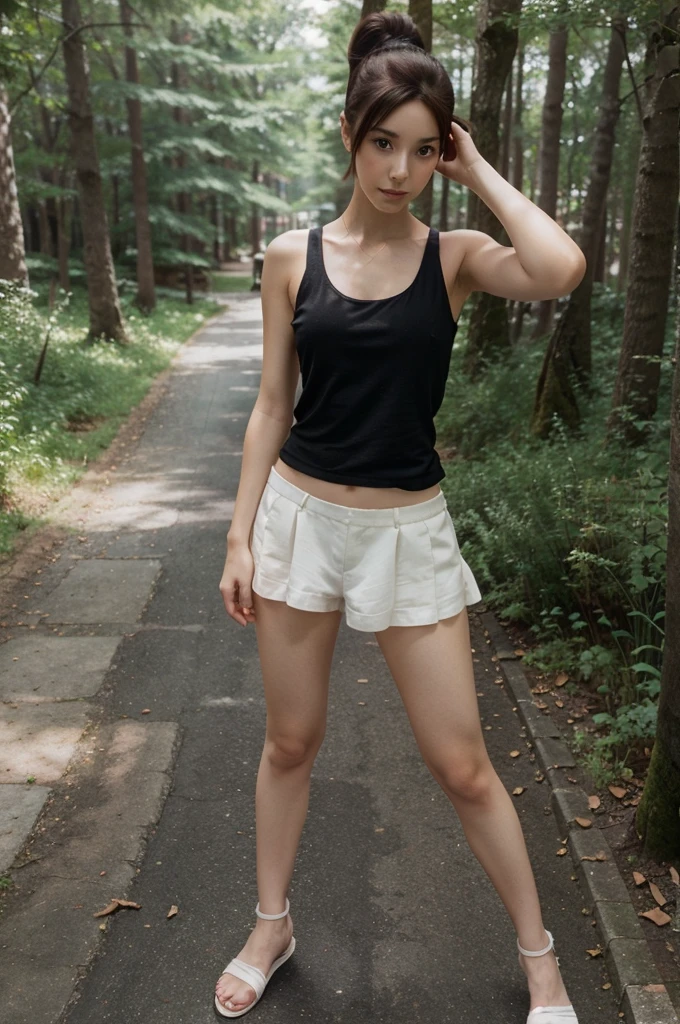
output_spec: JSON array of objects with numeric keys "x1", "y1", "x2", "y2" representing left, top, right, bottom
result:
[{"x1": 215, "y1": 10, "x2": 586, "y2": 1023}]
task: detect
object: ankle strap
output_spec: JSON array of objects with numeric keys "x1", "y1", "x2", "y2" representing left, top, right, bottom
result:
[
  {"x1": 255, "y1": 896, "x2": 290, "y2": 920},
  {"x1": 517, "y1": 929, "x2": 553, "y2": 957}
]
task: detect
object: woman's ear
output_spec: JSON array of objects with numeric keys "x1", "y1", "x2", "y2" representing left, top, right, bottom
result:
[{"x1": 339, "y1": 110, "x2": 351, "y2": 153}]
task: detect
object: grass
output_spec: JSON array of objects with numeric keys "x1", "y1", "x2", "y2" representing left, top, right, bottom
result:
[
  {"x1": 208, "y1": 272, "x2": 254, "y2": 293},
  {"x1": 0, "y1": 283, "x2": 222, "y2": 555}
]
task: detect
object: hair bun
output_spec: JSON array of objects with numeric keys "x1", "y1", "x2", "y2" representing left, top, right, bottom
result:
[{"x1": 347, "y1": 11, "x2": 425, "y2": 75}]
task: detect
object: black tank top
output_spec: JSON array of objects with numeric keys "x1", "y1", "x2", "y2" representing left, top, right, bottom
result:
[{"x1": 278, "y1": 224, "x2": 458, "y2": 491}]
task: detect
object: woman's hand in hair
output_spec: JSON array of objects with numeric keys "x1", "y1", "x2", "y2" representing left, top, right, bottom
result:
[{"x1": 436, "y1": 120, "x2": 484, "y2": 188}]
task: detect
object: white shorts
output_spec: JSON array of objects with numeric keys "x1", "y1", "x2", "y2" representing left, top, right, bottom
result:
[{"x1": 250, "y1": 466, "x2": 482, "y2": 633}]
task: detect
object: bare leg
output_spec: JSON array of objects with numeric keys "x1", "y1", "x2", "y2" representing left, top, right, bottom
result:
[
  {"x1": 215, "y1": 595, "x2": 342, "y2": 1013},
  {"x1": 375, "y1": 607, "x2": 573, "y2": 1013}
]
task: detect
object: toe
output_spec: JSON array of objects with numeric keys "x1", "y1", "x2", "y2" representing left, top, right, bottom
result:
[{"x1": 216, "y1": 977, "x2": 256, "y2": 1011}]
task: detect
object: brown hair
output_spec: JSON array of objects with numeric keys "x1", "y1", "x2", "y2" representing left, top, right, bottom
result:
[{"x1": 342, "y1": 10, "x2": 471, "y2": 181}]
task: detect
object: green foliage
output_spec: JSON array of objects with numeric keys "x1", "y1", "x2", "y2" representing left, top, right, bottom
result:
[
  {"x1": 0, "y1": 282, "x2": 221, "y2": 554},
  {"x1": 438, "y1": 284, "x2": 672, "y2": 772}
]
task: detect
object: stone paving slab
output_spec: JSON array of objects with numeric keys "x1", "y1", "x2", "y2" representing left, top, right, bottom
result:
[
  {"x1": 0, "y1": 721, "x2": 181, "y2": 1024},
  {"x1": 40, "y1": 559, "x2": 162, "y2": 623},
  {"x1": 0, "y1": 701, "x2": 94, "y2": 783},
  {"x1": 0, "y1": 635, "x2": 121, "y2": 702},
  {"x1": 0, "y1": 784, "x2": 52, "y2": 875}
]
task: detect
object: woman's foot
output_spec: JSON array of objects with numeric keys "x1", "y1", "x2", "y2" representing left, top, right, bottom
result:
[
  {"x1": 518, "y1": 932, "x2": 572, "y2": 1012},
  {"x1": 215, "y1": 912, "x2": 294, "y2": 1013}
]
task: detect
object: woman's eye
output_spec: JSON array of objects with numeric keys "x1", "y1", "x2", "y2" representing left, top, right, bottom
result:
[{"x1": 373, "y1": 138, "x2": 435, "y2": 157}]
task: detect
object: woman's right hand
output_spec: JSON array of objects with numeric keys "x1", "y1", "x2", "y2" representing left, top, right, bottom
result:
[{"x1": 219, "y1": 543, "x2": 257, "y2": 627}]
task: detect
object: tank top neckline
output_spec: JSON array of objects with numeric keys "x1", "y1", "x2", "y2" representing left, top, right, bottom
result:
[{"x1": 316, "y1": 224, "x2": 435, "y2": 306}]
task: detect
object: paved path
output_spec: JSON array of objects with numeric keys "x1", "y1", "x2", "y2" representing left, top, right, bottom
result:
[{"x1": 1, "y1": 294, "x2": 620, "y2": 1023}]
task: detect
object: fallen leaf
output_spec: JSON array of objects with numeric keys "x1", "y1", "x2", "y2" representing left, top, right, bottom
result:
[
  {"x1": 535, "y1": 701, "x2": 548, "y2": 710},
  {"x1": 554, "y1": 672, "x2": 569, "y2": 687},
  {"x1": 608, "y1": 785, "x2": 627, "y2": 799},
  {"x1": 649, "y1": 882, "x2": 667, "y2": 907},
  {"x1": 512, "y1": 787, "x2": 526, "y2": 795},
  {"x1": 581, "y1": 851, "x2": 608, "y2": 862},
  {"x1": 556, "y1": 847, "x2": 568, "y2": 856},
  {"x1": 167, "y1": 905, "x2": 179, "y2": 918},
  {"x1": 670, "y1": 866, "x2": 679, "y2": 885},
  {"x1": 588, "y1": 795, "x2": 601, "y2": 810},
  {"x1": 639, "y1": 907, "x2": 671, "y2": 927},
  {"x1": 356, "y1": 678, "x2": 368, "y2": 683},
  {"x1": 633, "y1": 871, "x2": 647, "y2": 886},
  {"x1": 514, "y1": 648, "x2": 525, "y2": 657},
  {"x1": 555, "y1": 700, "x2": 564, "y2": 708},
  {"x1": 575, "y1": 817, "x2": 593, "y2": 829},
  {"x1": 93, "y1": 898, "x2": 141, "y2": 918},
  {"x1": 509, "y1": 750, "x2": 521, "y2": 758},
  {"x1": 141, "y1": 709, "x2": 151, "y2": 714},
  {"x1": 586, "y1": 947, "x2": 603, "y2": 958}
]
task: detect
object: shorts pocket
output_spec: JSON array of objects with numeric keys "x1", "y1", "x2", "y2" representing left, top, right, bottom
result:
[{"x1": 250, "y1": 486, "x2": 283, "y2": 561}]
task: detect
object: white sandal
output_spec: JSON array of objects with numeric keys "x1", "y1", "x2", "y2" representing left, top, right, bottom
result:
[
  {"x1": 517, "y1": 929, "x2": 579, "y2": 1023},
  {"x1": 214, "y1": 897, "x2": 296, "y2": 1018}
]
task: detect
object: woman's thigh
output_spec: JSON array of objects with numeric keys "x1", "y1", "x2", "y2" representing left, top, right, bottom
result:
[
  {"x1": 253, "y1": 592, "x2": 343, "y2": 752},
  {"x1": 374, "y1": 606, "x2": 492, "y2": 786}
]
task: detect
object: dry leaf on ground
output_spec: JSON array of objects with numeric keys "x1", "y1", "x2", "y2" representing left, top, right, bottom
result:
[
  {"x1": 94, "y1": 898, "x2": 141, "y2": 918},
  {"x1": 649, "y1": 882, "x2": 667, "y2": 907},
  {"x1": 639, "y1": 907, "x2": 671, "y2": 927}
]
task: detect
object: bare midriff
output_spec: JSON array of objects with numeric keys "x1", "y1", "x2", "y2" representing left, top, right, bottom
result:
[{"x1": 273, "y1": 457, "x2": 441, "y2": 509}]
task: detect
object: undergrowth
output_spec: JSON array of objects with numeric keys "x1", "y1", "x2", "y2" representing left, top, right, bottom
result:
[
  {"x1": 437, "y1": 284, "x2": 672, "y2": 781},
  {"x1": 0, "y1": 281, "x2": 221, "y2": 554}
]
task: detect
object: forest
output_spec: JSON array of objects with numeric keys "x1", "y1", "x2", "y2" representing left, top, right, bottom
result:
[{"x1": 0, "y1": 0, "x2": 678, "y2": 861}]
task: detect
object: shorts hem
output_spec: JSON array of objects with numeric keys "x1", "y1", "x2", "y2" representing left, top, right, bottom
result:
[
  {"x1": 346, "y1": 591, "x2": 480, "y2": 633},
  {"x1": 252, "y1": 571, "x2": 343, "y2": 613}
]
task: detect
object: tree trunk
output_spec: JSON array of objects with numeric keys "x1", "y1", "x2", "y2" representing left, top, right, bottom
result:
[
  {"x1": 0, "y1": 85, "x2": 29, "y2": 285},
  {"x1": 439, "y1": 173, "x2": 449, "y2": 231},
  {"x1": 57, "y1": 190, "x2": 72, "y2": 291},
  {"x1": 464, "y1": 0, "x2": 522, "y2": 379},
  {"x1": 532, "y1": 26, "x2": 568, "y2": 339},
  {"x1": 61, "y1": 0, "x2": 126, "y2": 341},
  {"x1": 121, "y1": 0, "x2": 155, "y2": 313},
  {"x1": 531, "y1": 16, "x2": 626, "y2": 438},
  {"x1": 635, "y1": 209, "x2": 680, "y2": 860},
  {"x1": 360, "y1": 0, "x2": 386, "y2": 15},
  {"x1": 608, "y1": 13, "x2": 680, "y2": 445},
  {"x1": 171, "y1": 23, "x2": 193, "y2": 305}
]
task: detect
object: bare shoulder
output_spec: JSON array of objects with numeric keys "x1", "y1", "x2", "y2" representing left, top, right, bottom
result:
[
  {"x1": 439, "y1": 229, "x2": 493, "y2": 270},
  {"x1": 264, "y1": 227, "x2": 309, "y2": 261},
  {"x1": 437, "y1": 229, "x2": 492, "y2": 310},
  {"x1": 262, "y1": 228, "x2": 310, "y2": 312}
]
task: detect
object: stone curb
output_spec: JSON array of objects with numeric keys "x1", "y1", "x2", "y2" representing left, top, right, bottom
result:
[{"x1": 479, "y1": 610, "x2": 679, "y2": 1024}]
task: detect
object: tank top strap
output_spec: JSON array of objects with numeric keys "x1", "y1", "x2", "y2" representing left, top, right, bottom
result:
[{"x1": 306, "y1": 226, "x2": 324, "y2": 278}]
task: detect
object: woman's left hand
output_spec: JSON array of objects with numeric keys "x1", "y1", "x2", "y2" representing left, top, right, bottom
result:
[{"x1": 436, "y1": 120, "x2": 485, "y2": 188}]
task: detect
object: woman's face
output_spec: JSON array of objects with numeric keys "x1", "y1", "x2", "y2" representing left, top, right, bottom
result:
[{"x1": 341, "y1": 99, "x2": 441, "y2": 208}]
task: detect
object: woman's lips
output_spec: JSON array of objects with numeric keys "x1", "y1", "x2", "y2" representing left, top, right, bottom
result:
[{"x1": 380, "y1": 188, "x2": 408, "y2": 196}]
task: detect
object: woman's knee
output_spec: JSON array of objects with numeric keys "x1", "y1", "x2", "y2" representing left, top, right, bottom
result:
[
  {"x1": 264, "y1": 730, "x2": 324, "y2": 769},
  {"x1": 429, "y1": 752, "x2": 497, "y2": 802}
]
